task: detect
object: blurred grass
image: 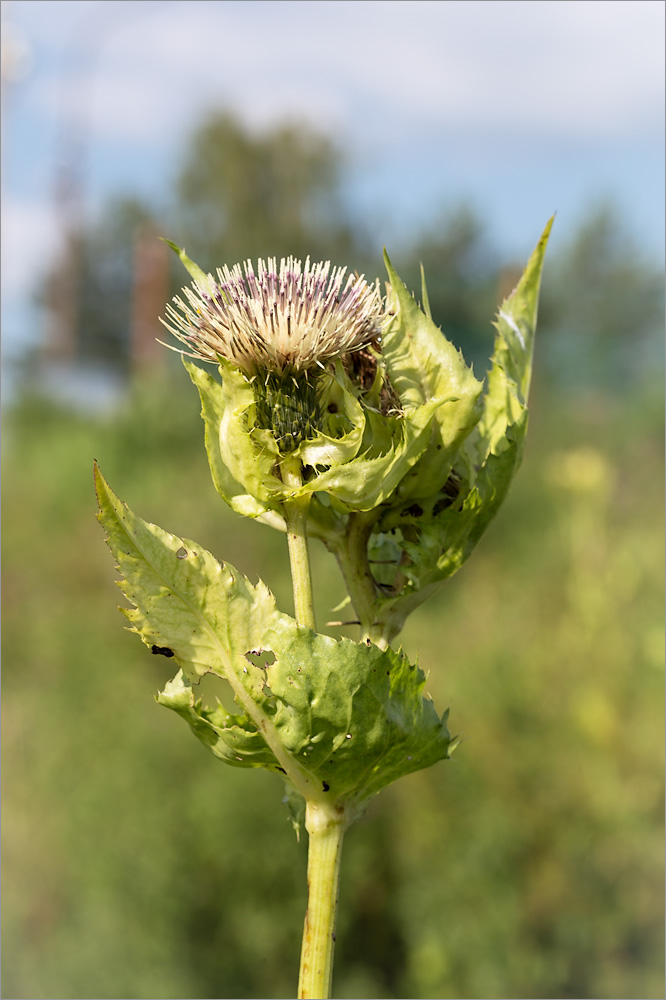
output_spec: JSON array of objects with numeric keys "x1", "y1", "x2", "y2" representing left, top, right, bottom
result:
[{"x1": 2, "y1": 371, "x2": 664, "y2": 999}]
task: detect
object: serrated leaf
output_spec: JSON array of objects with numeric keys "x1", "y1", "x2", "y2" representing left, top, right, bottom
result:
[
  {"x1": 382, "y1": 251, "x2": 483, "y2": 416},
  {"x1": 282, "y1": 253, "x2": 483, "y2": 512},
  {"x1": 258, "y1": 631, "x2": 454, "y2": 805},
  {"x1": 380, "y1": 251, "x2": 484, "y2": 502},
  {"x1": 470, "y1": 215, "x2": 554, "y2": 463},
  {"x1": 95, "y1": 466, "x2": 453, "y2": 813},
  {"x1": 293, "y1": 403, "x2": 439, "y2": 510},
  {"x1": 157, "y1": 669, "x2": 281, "y2": 768},
  {"x1": 373, "y1": 220, "x2": 553, "y2": 638},
  {"x1": 213, "y1": 358, "x2": 285, "y2": 503},
  {"x1": 185, "y1": 358, "x2": 281, "y2": 523},
  {"x1": 185, "y1": 357, "x2": 342, "y2": 542},
  {"x1": 296, "y1": 362, "x2": 365, "y2": 468},
  {"x1": 164, "y1": 627, "x2": 454, "y2": 809},
  {"x1": 94, "y1": 464, "x2": 278, "y2": 689}
]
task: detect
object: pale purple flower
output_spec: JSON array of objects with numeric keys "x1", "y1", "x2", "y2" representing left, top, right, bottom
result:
[{"x1": 161, "y1": 256, "x2": 384, "y2": 377}]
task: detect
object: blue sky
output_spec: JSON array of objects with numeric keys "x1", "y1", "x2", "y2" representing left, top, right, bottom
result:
[{"x1": 2, "y1": 0, "x2": 664, "y2": 362}]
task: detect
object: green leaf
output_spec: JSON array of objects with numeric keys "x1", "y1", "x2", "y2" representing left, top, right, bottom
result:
[
  {"x1": 185, "y1": 359, "x2": 281, "y2": 521},
  {"x1": 380, "y1": 251, "x2": 484, "y2": 502},
  {"x1": 157, "y1": 669, "x2": 283, "y2": 769},
  {"x1": 214, "y1": 358, "x2": 286, "y2": 503},
  {"x1": 185, "y1": 358, "x2": 343, "y2": 542},
  {"x1": 294, "y1": 403, "x2": 440, "y2": 510},
  {"x1": 159, "y1": 627, "x2": 455, "y2": 810},
  {"x1": 373, "y1": 220, "x2": 553, "y2": 637},
  {"x1": 471, "y1": 215, "x2": 554, "y2": 463},
  {"x1": 94, "y1": 463, "x2": 279, "y2": 686},
  {"x1": 420, "y1": 261, "x2": 432, "y2": 321},
  {"x1": 95, "y1": 466, "x2": 454, "y2": 815},
  {"x1": 383, "y1": 251, "x2": 482, "y2": 416},
  {"x1": 94, "y1": 462, "x2": 323, "y2": 802},
  {"x1": 296, "y1": 362, "x2": 366, "y2": 469}
]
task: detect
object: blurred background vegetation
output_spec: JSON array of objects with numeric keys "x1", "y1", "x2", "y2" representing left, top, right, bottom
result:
[{"x1": 2, "y1": 111, "x2": 664, "y2": 999}]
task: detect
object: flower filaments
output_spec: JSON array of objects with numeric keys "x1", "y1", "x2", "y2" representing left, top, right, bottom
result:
[
  {"x1": 161, "y1": 256, "x2": 384, "y2": 452},
  {"x1": 161, "y1": 256, "x2": 384, "y2": 377}
]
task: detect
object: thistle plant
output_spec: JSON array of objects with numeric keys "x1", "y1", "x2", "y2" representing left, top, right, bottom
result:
[{"x1": 95, "y1": 219, "x2": 551, "y2": 999}]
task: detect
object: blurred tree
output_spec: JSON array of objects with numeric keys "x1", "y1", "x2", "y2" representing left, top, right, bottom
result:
[
  {"x1": 537, "y1": 204, "x2": 664, "y2": 389},
  {"x1": 41, "y1": 196, "x2": 159, "y2": 375},
  {"x1": 39, "y1": 114, "x2": 371, "y2": 379},
  {"x1": 174, "y1": 111, "x2": 361, "y2": 269},
  {"x1": 38, "y1": 113, "x2": 664, "y2": 394}
]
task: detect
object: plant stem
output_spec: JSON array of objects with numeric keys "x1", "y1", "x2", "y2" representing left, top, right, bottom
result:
[
  {"x1": 298, "y1": 801, "x2": 347, "y2": 999},
  {"x1": 281, "y1": 454, "x2": 316, "y2": 630},
  {"x1": 334, "y1": 511, "x2": 387, "y2": 648},
  {"x1": 280, "y1": 456, "x2": 349, "y2": 997}
]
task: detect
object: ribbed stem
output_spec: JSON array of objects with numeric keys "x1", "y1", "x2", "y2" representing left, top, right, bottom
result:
[{"x1": 298, "y1": 802, "x2": 347, "y2": 999}]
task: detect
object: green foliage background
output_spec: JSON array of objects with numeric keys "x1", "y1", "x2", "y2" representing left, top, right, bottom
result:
[
  {"x1": 3, "y1": 368, "x2": 663, "y2": 999},
  {"x1": 3, "y1": 111, "x2": 664, "y2": 999}
]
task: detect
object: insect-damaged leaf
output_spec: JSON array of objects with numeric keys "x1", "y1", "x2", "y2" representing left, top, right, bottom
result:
[{"x1": 95, "y1": 466, "x2": 454, "y2": 817}]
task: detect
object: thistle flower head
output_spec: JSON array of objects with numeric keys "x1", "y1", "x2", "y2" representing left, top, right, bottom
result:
[{"x1": 161, "y1": 256, "x2": 384, "y2": 378}]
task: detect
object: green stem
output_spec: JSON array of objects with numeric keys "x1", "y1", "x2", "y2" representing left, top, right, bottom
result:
[
  {"x1": 334, "y1": 511, "x2": 387, "y2": 648},
  {"x1": 298, "y1": 801, "x2": 347, "y2": 999},
  {"x1": 280, "y1": 454, "x2": 316, "y2": 631}
]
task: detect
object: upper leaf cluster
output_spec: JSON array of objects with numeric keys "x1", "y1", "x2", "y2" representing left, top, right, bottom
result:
[{"x1": 180, "y1": 222, "x2": 552, "y2": 640}]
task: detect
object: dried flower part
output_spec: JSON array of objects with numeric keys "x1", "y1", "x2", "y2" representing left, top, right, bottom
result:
[
  {"x1": 161, "y1": 256, "x2": 384, "y2": 377},
  {"x1": 343, "y1": 347, "x2": 402, "y2": 415}
]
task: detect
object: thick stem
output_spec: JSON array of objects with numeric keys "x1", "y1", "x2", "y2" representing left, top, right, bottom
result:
[
  {"x1": 298, "y1": 801, "x2": 347, "y2": 1000},
  {"x1": 281, "y1": 454, "x2": 316, "y2": 631}
]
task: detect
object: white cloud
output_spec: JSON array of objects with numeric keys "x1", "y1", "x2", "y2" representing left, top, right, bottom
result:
[
  {"x1": 3, "y1": 0, "x2": 663, "y2": 344},
  {"x1": 20, "y1": 0, "x2": 665, "y2": 153}
]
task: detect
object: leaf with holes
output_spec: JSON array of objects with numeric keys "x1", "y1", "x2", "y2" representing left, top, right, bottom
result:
[{"x1": 95, "y1": 465, "x2": 455, "y2": 819}]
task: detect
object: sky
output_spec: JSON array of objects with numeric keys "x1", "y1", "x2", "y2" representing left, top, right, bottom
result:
[{"x1": 1, "y1": 0, "x2": 664, "y2": 367}]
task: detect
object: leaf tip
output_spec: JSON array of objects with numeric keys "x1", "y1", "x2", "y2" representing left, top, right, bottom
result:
[
  {"x1": 383, "y1": 247, "x2": 399, "y2": 283},
  {"x1": 161, "y1": 239, "x2": 209, "y2": 284},
  {"x1": 419, "y1": 261, "x2": 432, "y2": 320},
  {"x1": 93, "y1": 460, "x2": 107, "y2": 509},
  {"x1": 160, "y1": 237, "x2": 183, "y2": 254},
  {"x1": 539, "y1": 214, "x2": 556, "y2": 247}
]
